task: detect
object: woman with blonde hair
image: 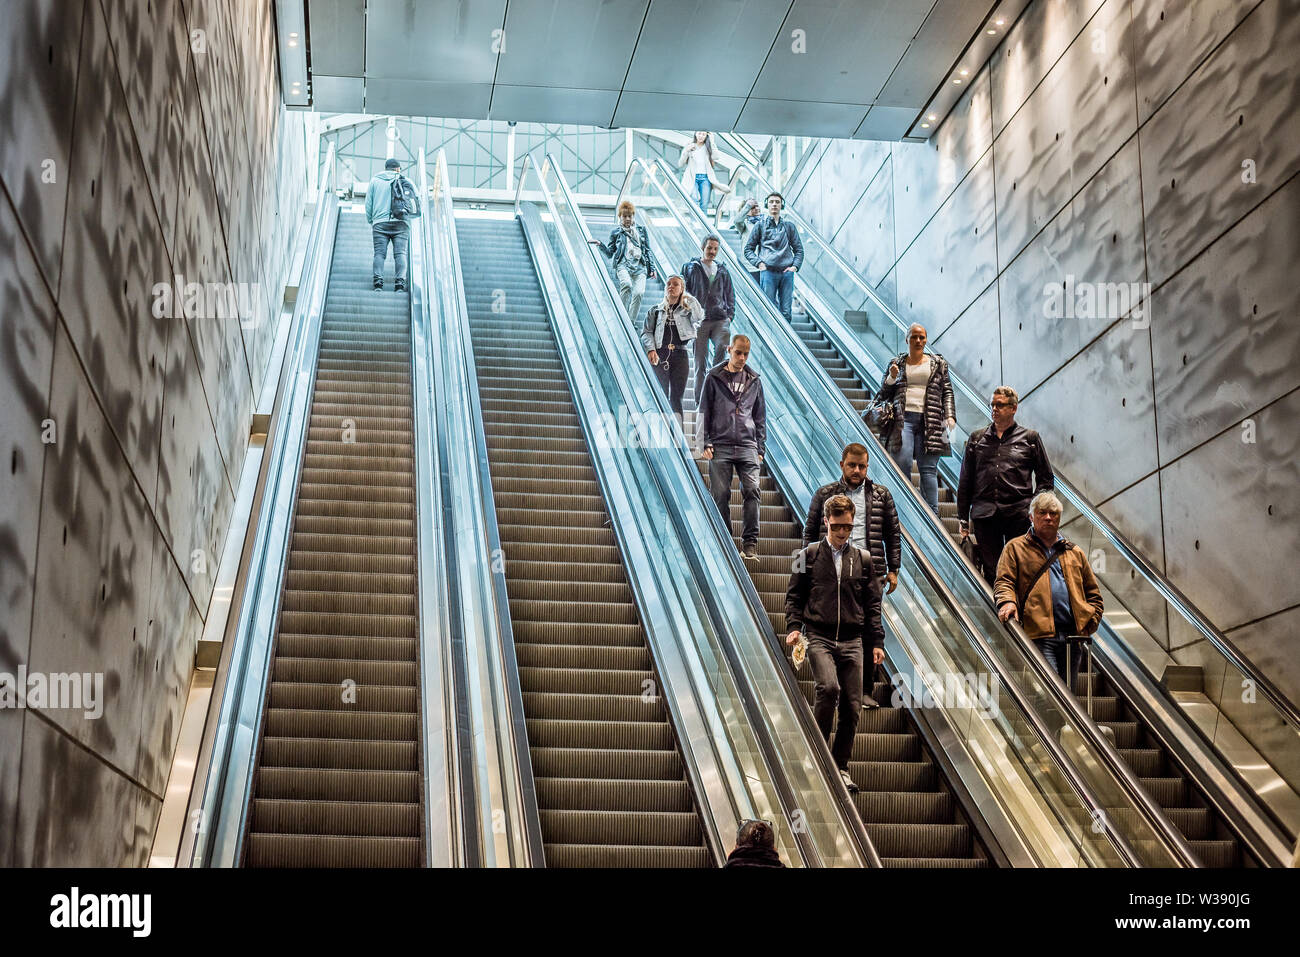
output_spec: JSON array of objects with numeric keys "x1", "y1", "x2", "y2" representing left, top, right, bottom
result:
[{"x1": 589, "y1": 198, "x2": 658, "y2": 324}]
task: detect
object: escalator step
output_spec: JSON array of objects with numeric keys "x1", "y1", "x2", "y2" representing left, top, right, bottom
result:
[{"x1": 245, "y1": 833, "x2": 421, "y2": 868}]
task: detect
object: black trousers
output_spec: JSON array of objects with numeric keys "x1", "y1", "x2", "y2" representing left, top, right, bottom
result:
[
  {"x1": 972, "y1": 509, "x2": 1029, "y2": 586},
  {"x1": 807, "y1": 633, "x2": 863, "y2": 769},
  {"x1": 654, "y1": 344, "x2": 690, "y2": 416}
]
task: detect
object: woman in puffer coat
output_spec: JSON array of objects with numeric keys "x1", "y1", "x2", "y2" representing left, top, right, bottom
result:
[
  {"x1": 877, "y1": 323, "x2": 956, "y2": 513},
  {"x1": 641, "y1": 274, "x2": 704, "y2": 426}
]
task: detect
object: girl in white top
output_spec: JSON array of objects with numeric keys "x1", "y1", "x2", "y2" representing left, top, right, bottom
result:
[{"x1": 680, "y1": 131, "x2": 720, "y2": 212}]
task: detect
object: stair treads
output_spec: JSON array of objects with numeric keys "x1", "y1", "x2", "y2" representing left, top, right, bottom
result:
[
  {"x1": 459, "y1": 216, "x2": 710, "y2": 868},
  {"x1": 244, "y1": 212, "x2": 422, "y2": 867}
]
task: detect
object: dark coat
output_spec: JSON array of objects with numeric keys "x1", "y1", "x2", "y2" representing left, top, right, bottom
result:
[
  {"x1": 723, "y1": 845, "x2": 786, "y2": 868},
  {"x1": 784, "y1": 540, "x2": 885, "y2": 649},
  {"x1": 598, "y1": 223, "x2": 657, "y2": 277},
  {"x1": 680, "y1": 257, "x2": 735, "y2": 324},
  {"x1": 957, "y1": 422, "x2": 1055, "y2": 522},
  {"x1": 803, "y1": 479, "x2": 901, "y2": 575},
  {"x1": 877, "y1": 352, "x2": 956, "y2": 456},
  {"x1": 697, "y1": 362, "x2": 766, "y2": 452}
]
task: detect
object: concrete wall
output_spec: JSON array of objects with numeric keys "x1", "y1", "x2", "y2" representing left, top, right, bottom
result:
[
  {"x1": 788, "y1": 0, "x2": 1300, "y2": 704},
  {"x1": 0, "y1": 0, "x2": 308, "y2": 865}
]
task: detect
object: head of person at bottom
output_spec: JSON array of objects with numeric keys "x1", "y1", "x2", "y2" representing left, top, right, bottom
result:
[
  {"x1": 726, "y1": 333, "x2": 750, "y2": 372},
  {"x1": 1029, "y1": 490, "x2": 1063, "y2": 544},
  {"x1": 824, "y1": 494, "x2": 855, "y2": 547},
  {"x1": 840, "y1": 443, "x2": 869, "y2": 489},
  {"x1": 723, "y1": 819, "x2": 785, "y2": 868}
]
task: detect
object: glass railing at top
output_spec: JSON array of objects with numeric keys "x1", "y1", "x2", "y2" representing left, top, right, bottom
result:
[
  {"x1": 715, "y1": 158, "x2": 1300, "y2": 848},
  {"x1": 516, "y1": 153, "x2": 869, "y2": 867},
  {"x1": 420, "y1": 148, "x2": 543, "y2": 867},
  {"x1": 631, "y1": 155, "x2": 1200, "y2": 867},
  {"x1": 536, "y1": 152, "x2": 881, "y2": 867}
]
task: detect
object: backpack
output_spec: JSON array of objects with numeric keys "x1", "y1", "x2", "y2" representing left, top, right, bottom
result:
[{"x1": 389, "y1": 174, "x2": 421, "y2": 220}]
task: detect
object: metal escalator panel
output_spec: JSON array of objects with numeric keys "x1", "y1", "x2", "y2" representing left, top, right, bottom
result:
[
  {"x1": 455, "y1": 215, "x2": 711, "y2": 867},
  {"x1": 243, "y1": 210, "x2": 423, "y2": 867}
]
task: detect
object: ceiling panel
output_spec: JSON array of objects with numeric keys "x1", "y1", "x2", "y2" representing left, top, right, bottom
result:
[
  {"x1": 623, "y1": 0, "x2": 791, "y2": 96},
  {"x1": 490, "y1": 85, "x2": 621, "y2": 126},
  {"x1": 751, "y1": 0, "x2": 933, "y2": 103},
  {"x1": 298, "y1": 0, "x2": 1010, "y2": 140},
  {"x1": 876, "y1": 0, "x2": 996, "y2": 106},
  {"x1": 496, "y1": 0, "x2": 650, "y2": 88},
  {"x1": 736, "y1": 98, "x2": 869, "y2": 137},
  {"x1": 364, "y1": 78, "x2": 493, "y2": 119},
  {"x1": 307, "y1": 0, "x2": 366, "y2": 76},
  {"x1": 313, "y1": 74, "x2": 365, "y2": 112},
  {"x1": 611, "y1": 91, "x2": 746, "y2": 131},
  {"x1": 853, "y1": 104, "x2": 916, "y2": 139},
  {"x1": 363, "y1": 0, "x2": 507, "y2": 83}
]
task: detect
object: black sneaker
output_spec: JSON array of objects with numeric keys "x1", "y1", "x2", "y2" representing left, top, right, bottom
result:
[
  {"x1": 394, "y1": 279, "x2": 406, "y2": 292},
  {"x1": 373, "y1": 278, "x2": 383, "y2": 291},
  {"x1": 741, "y1": 542, "x2": 759, "y2": 563}
]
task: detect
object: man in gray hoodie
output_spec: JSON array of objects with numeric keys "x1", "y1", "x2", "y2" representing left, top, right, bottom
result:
[
  {"x1": 366, "y1": 158, "x2": 409, "y2": 292},
  {"x1": 744, "y1": 192, "x2": 803, "y2": 322}
]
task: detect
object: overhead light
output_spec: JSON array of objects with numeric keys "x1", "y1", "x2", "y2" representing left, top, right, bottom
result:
[
  {"x1": 927, "y1": 114, "x2": 937, "y2": 121},
  {"x1": 921, "y1": 123, "x2": 930, "y2": 129},
  {"x1": 995, "y1": 18, "x2": 1005, "y2": 25},
  {"x1": 960, "y1": 68, "x2": 969, "y2": 76},
  {"x1": 987, "y1": 28, "x2": 997, "y2": 34},
  {"x1": 289, "y1": 32, "x2": 298, "y2": 38},
  {"x1": 288, "y1": 38, "x2": 298, "y2": 46},
  {"x1": 953, "y1": 78, "x2": 962, "y2": 84}
]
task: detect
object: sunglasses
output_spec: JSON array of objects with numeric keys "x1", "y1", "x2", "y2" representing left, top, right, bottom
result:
[
  {"x1": 991, "y1": 401, "x2": 1014, "y2": 409},
  {"x1": 828, "y1": 522, "x2": 854, "y2": 531}
]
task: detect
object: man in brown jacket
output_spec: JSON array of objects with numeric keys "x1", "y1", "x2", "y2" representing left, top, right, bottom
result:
[{"x1": 993, "y1": 491, "x2": 1103, "y2": 691}]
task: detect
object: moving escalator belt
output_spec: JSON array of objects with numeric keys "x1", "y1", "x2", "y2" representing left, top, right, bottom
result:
[
  {"x1": 244, "y1": 211, "x2": 423, "y2": 867},
  {"x1": 456, "y1": 217, "x2": 711, "y2": 867}
]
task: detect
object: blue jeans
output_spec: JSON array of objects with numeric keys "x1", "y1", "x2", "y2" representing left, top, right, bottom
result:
[
  {"x1": 694, "y1": 173, "x2": 712, "y2": 211},
  {"x1": 1037, "y1": 635, "x2": 1083, "y2": 694},
  {"x1": 372, "y1": 221, "x2": 409, "y2": 284},
  {"x1": 759, "y1": 268, "x2": 794, "y2": 321},
  {"x1": 893, "y1": 411, "x2": 940, "y2": 513},
  {"x1": 709, "y1": 445, "x2": 761, "y2": 545}
]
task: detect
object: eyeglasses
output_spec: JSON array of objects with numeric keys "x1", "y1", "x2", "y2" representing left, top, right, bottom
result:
[{"x1": 828, "y1": 522, "x2": 854, "y2": 530}]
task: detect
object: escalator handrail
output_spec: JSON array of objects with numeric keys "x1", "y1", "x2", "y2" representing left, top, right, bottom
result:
[
  {"x1": 410, "y1": 151, "x2": 463, "y2": 866},
  {"x1": 181, "y1": 144, "x2": 340, "y2": 867},
  {"x1": 645, "y1": 155, "x2": 1201, "y2": 868},
  {"x1": 422, "y1": 150, "x2": 546, "y2": 867},
  {"x1": 567, "y1": 156, "x2": 880, "y2": 867},
  {"x1": 714, "y1": 157, "x2": 1300, "y2": 735}
]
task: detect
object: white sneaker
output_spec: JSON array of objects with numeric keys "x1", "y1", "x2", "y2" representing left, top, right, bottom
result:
[{"x1": 839, "y1": 769, "x2": 859, "y2": 793}]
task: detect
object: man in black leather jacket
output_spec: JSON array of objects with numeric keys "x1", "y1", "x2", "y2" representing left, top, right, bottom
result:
[
  {"x1": 804, "y1": 442, "x2": 901, "y2": 595},
  {"x1": 784, "y1": 495, "x2": 885, "y2": 792},
  {"x1": 957, "y1": 386, "x2": 1055, "y2": 584}
]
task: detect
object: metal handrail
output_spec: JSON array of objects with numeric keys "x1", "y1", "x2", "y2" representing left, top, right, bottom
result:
[
  {"x1": 714, "y1": 156, "x2": 1300, "y2": 736},
  {"x1": 573, "y1": 157, "x2": 880, "y2": 867},
  {"x1": 181, "y1": 144, "x2": 340, "y2": 867},
  {"x1": 644, "y1": 155, "x2": 1202, "y2": 867},
  {"x1": 410, "y1": 151, "x2": 462, "y2": 867},
  {"x1": 422, "y1": 149, "x2": 545, "y2": 867}
]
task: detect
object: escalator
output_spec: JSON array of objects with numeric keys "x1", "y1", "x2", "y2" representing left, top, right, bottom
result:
[
  {"x1": 773, "y1": 274, "x2": 1242, "y2": 867},
  {"x1": 719, "y1": 211, "x2": 1245, "y2": 867},
  {"x1": 588, "y1": 212, "x2": 988, "y2": 866},
  {"x1": 455, "y1": 215, "x2": 711, "y2": 868},
  {"x1": 243, "y1": 209, "x2": 423, "y2": 867}
]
